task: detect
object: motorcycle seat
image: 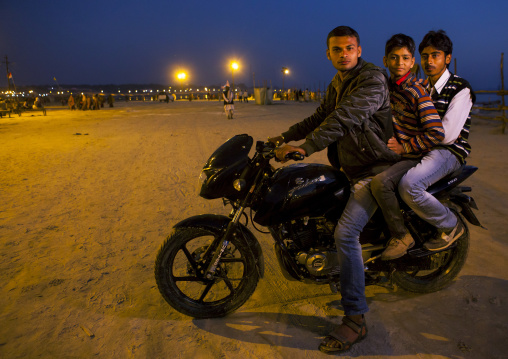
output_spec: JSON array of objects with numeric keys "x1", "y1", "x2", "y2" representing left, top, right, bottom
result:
[{"x1": 427, "y1": 163, "x2": 475, "y2": 197}]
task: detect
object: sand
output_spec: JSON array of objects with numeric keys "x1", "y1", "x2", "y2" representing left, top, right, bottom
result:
[{"x1": 0, "y1": 100, "x2": 507, "y2": 358}]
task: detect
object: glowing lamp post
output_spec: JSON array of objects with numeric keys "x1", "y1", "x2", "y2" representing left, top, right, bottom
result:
[
  {"x1": 281, "y1": 67, "x2": 289, "y2": 100},
  {"x1": 177, "y1": 72, "x2": 186, "y2": 84},
  {"x1": 177, "y1": 72, "x2": 186, "y2": 99},
  {"x1": 231, "y1": 62, "x2": 239, "y2": 90}
]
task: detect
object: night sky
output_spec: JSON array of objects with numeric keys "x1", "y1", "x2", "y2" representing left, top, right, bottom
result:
[{"x1": 1, "y1": 0, "x2": 507, "y2": 91}]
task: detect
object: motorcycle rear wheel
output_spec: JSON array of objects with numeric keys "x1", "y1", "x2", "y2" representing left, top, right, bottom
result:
[
  {"x1": 155, "y1": 226, "x2": 259, "y2": 318},
  {"x1": 392, "y1": 215, "x2": 470, "y2": 293}
]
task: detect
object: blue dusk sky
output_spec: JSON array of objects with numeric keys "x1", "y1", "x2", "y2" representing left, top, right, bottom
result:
[{"x1": 1, "y1": 0, "x2": 507, "y2": 91}]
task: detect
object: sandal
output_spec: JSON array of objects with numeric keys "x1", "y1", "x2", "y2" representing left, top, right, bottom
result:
[{"x1": 318, "y1": 315, "x2": 368, "y2": 354}]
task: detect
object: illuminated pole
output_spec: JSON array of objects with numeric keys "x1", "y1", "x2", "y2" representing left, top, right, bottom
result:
[
  {"x1": 231, "y1": 62, "x2": 239, "y2": 91},
  {"x1": 281, "y1": 67, "x2": 289, "y2": 100},
  {"x1": 177, "y1": 72, "x2": 186, "y2": 99}
]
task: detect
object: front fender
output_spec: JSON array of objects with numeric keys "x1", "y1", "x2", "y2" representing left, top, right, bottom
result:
[{"x1": 173, "y1": 214, "x2": 265, "y2": 278}]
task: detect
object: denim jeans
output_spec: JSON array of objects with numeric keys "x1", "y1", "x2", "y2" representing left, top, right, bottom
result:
[
  {"x1": 371, "y1": 159, "x2": 420, "y2": 239},
  {"x1": 334, "y1": 177, "x2": 378, "y2": 316},
  {"x1": 398, "y1": 148, "x2": 461, "y2": 231}
]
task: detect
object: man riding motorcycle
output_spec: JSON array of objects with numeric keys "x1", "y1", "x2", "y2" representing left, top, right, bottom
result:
[{"x1": 269, "y1": 25, "x2": 399, "y2": 354}]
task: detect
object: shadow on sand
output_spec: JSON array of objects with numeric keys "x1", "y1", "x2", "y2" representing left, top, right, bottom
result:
[{"x1": 193, "y1": 275, "x2": 508, "y2": 357}]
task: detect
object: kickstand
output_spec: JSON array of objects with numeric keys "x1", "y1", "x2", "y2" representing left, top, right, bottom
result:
[
  {"x1": 376, "y1": 268, "x2": 397, "y2": 290},
  {"x1": 387, "y1": 268, "x2": 396, "y2": 290}
]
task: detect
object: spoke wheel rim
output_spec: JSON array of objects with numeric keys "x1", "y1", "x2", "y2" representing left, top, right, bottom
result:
[{"x1": 168, "y1": 236, "x2": 248, "y2": 306}]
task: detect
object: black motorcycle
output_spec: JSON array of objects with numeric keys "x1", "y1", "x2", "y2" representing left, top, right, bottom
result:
[{"x1": 155, "y1": 134, "x2": 482, "y2": 318}]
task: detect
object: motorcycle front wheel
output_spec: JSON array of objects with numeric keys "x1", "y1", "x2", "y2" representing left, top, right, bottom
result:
[
  {"x1": 155, "y1": 226, "x2": 260, "y2": 318},
  {"x1": 392, "y1": 214, "x2": 470, "y2": 293}
]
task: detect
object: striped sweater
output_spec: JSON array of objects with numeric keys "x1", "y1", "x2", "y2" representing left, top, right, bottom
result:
[{"x1": 389, "y1": 72, "x2": 444, "y2": 158}]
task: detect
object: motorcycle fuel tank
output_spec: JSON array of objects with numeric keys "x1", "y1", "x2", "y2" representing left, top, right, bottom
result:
[{"x1": 254, "y1": 163, "x2": 350, "y2": 226}]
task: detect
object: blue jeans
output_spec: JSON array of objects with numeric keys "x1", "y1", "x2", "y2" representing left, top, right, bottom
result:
[
  {"x1": 398, "y1": 148, "x2": 461, "y2": 231},
  {"x1": 334, "y1": 178, "x2": 378, "y2": 316},
  {"x1": 371, "y1": 159, "x2": 420, "y2": 239}
]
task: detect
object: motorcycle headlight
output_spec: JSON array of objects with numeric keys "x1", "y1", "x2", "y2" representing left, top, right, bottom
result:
[{"x1": 199, "y1": 170, "x2": 208, "y2": 185}]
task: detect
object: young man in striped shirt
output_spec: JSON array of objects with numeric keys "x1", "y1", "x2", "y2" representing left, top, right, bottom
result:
[
  {"x1": 398, "y1": 30, "x2": 475, "y2": 251},
  {"x1": 371, "y1": 34, "x2": 444, "y2": 260}
]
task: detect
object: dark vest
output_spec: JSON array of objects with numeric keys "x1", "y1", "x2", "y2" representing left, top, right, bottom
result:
[
  {"x1": 431, "y1": 74, "x2": 475, "y2": 163},
  {"x1": 223, "y1": 89, "x2": 234, "y2": 105}
]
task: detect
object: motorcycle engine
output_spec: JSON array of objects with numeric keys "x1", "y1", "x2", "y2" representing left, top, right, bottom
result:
[
  {"x1": 296, "y1": 248, "x2": 339, "y2": 276},
  {"x1": 281, "y1": 217, "x2": 340, "y2": 278}
]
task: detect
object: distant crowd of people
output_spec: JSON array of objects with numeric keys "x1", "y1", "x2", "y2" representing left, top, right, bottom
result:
[
  {"x1": 67, "y1": 93, "x2": 115, "y2": 110},
  {"x1": 278, "y1": 88, "x2": 321, "y2": 101},
  {"x1": 22, "y1": 96, "x2": 47, "y2": 109},
  {"x1": 232, "y1": 90, "x2": 249, "y2": 102},
  {"x1": 0, "y1": 96, "x2": 48, "y2": 112},
  {"x1": 168, "y1": 90, "x2": 249, "y2": 102},
  {"x1": 63, "y1": 90, "x2": 255, "y2": 110}
]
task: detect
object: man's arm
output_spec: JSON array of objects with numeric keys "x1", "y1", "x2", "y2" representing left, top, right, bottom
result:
[
  {"x1": 300, "y1": 69, "x2": 389, "y2": 156},
  {"x1": 280, "y1": 83, "x2": 334, "y2": 143},
  {"x1": 441, "y1": 87, "x2": 473, "y2": 145}
]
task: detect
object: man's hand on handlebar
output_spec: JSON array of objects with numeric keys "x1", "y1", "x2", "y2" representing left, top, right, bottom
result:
[{"x1": 275, "y1": 145, "x2": 306, "y2": 163}]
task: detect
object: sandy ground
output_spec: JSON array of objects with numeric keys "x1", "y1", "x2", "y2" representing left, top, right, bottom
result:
[{"x1": 0, "y1": 100, "x2": 507, "y2": 359}]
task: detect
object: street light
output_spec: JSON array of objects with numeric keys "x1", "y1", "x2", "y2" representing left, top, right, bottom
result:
[
  {"x1": 231, "y1": 61, "x2": 239, "y2": 90},
  {"x1": 177, "y1": 72, "x2": 187, "y2": 99},
  {"x1": 177, "y1": 72, "x2": 186, "y2": 82},
  {"x1": 281, "y1": 67, "x2": 289, "y2": 100}
]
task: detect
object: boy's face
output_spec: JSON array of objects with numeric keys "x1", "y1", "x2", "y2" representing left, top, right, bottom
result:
[
  {"x1": 420, "y1": 46, "x2": 451, "y2": 80},
  {"x1": 383, "y1": 47, "x2": 415, "y2": 81},
  {"x1": 327, "y1": 36, "x2": 362, "y2": 73}
]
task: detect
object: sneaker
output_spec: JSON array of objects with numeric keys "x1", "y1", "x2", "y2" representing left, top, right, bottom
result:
[
  {"x1": 424, "y1": 218, "x2": 464, "y2": 251},
  {"x1": 381, "y1": 232, "x2": 415, "y2": 261}
]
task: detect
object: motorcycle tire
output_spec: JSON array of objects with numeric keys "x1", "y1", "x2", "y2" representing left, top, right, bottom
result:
[
  {"x1": 392, "y1": 214, "x2": 469, "y2": 293},
  {"x1": 155, "y1": 226, "x2": 260, "y2": 318}
]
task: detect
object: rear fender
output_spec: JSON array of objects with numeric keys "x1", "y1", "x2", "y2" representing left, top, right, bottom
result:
[
  {"x1": 450, "y1": 193, "x2": 485, "y2": 228},
  {"x1": 173, "y1": 214, "x2": 265, "y2": 277}
]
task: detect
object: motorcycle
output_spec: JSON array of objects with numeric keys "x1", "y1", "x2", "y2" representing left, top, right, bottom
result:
[{"x1": 155, "y1": 134, "x2": 482, "y2": 318}]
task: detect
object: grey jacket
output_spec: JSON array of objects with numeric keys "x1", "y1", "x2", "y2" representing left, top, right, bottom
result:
[{"x1": 282, "y1": 58, "x2": 399, "y2": 182}]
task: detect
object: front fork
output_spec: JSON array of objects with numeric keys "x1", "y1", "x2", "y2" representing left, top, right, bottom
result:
[
  {"x1": 204, "y1": 164, "x2": 267, "y2": 279},
  {"x1": 204, "y1": 205, "x2": 245, "y2": 279}
]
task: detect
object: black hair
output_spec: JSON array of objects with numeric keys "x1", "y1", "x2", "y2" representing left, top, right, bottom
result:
[
  {"x1": 327, "y1": 26, "x2": 360, "y2": 48},
  {"x1": 385, "y1": 33, "x2": 415, "y2": 57},
  {"x1": 418, "y1": 30, "x2": 453, "y2": 56}
]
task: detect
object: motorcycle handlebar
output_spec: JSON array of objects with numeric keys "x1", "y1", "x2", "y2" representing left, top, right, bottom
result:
[
  {"x1": 260, "y1": 141, "x2": 304, "y2": 162},
  {"x1": 273, "y1": 151, "x2": 305, "y2": 162},
  {"x1": 285, "y1": 152, "x2": 305, "y2": 161}
]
